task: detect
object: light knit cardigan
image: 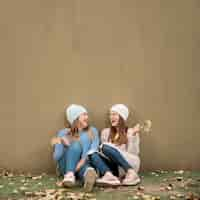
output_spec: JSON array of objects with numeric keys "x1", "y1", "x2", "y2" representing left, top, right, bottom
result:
[{"x1": 101, "y1": 128, "x2": 140, "y2": 173}]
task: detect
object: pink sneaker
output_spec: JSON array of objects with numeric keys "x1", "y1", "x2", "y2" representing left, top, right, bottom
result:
[
  {"x1": 63, "y1": 172, "x2": 75, "y2": 187},
  {"x1": 122, "y1": 169, "x2": 140, "y2": 186},
  {"x1": 96, "y1": 172, "x2": 121, "y2": 186}
]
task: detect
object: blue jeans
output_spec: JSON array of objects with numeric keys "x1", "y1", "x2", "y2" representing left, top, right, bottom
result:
[
  {"x1": 89, "y1": 153, "x2": 112, "y2": 176},
  {"x1": 57, "y1": 141, "x2": 91, "y2": 182},
  {"x1": 101, "y1": 144, "x2": 132, "y2": 172}
]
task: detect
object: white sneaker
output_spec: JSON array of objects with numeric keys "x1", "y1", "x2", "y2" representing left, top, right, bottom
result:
[
  {"x1": 63, "y1": 172, "x2": 75, "y2": 187},
  {"x1": 96, "y1": 171, "x2": 121, "y2": 186},
  {"x1": 122, "y1": 169, "x2": 140, "y2": 186},
  {"x1": 84, "y1": 167, "x2": 97, "y2": 192}
]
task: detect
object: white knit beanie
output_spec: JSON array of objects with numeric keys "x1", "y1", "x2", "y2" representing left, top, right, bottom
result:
[
  {"x1": 66, "y1": 104, "x2": 88, "y2": 125},
  {"x1": 110, "y1": 104, "x2": 129, "y2": 121}
]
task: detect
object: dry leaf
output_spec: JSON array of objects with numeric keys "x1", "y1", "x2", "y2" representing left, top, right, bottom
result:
[
  {"x1": 176, "y1": 193, "x2": 184, "y2": 198},
  {"x1": 176, "y1": 177, "x2": 183, "y2": 181},
  {"x1": 34, "y1": 191, "x2": 46, "y2": 197},
  {"x1": 137, "y1": 186, "x2": 145, "y2": 191},
  {"x1": 45, "y1": 189, "x2": 56, "y2": 195},
  {"x1": 174, "y1": 170, "x2": 184, "y2": 175},
  {"x1": 25, "y1": 191, "x2": 33, "y2": 196},
  {"x1": 166, "y1": 186, "x2": 173, "y2": 191},
  {"x1": 56, "y1": 181, "x2": 63, "y2": 187},
  {"x1": 12, "y1": 189, "x2": 19, "y2": 194},
  {"x1": 32, "y1": 175, "x2": 42, "y2": 180},
  {"x1": 19, "y1": 186, "x2": 27, "y2": 191}
]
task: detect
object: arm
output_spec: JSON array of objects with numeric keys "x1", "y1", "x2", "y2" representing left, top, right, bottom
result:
[
  {"x1": 52, "y1": 129, "x2": 68, "y2": 161},
  {"x1": 53, "y1": 143, "x2": 64, "y2": 161},
  {"x1": 76, "y1": 127, "x2": 100, "y2": 172},
  {"x1": 81, "y1": 127, "x2": 100, "y2": 159},
  {"x1": 127, "y1": 129, "x2": 140, "y2": 155},
  {"x1": 100, "y1": 128, "x2": 110, "y2": 143}
]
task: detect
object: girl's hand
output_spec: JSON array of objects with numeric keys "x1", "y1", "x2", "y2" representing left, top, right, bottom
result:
[
  {"x1": 51, "y1": 137, "x2": 61, "y2": 146},
  {"x1": 132, "y1": 124, "x2": 141, "y2": 135},
  {"x1": 60, "y1": 136, "x2": 70, "y2": 146},
  {"x1": 75, "y1": 158, "x2": 86, "y2": 172}
]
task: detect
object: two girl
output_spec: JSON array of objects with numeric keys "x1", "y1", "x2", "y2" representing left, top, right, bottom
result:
[{"x1": 51, "y1": 104, "x2": 151, "y2": 191}]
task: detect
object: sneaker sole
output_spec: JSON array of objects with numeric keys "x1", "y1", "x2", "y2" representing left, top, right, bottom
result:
[
  {"x1": 96, "y1": 180, "x2": 121, "y2": 187},
  {"x1": 84, "y1": 169, "x2": 96, "y2": 192},
  {"x1": 122, "y1": 178, "x2": 141, "y2": 186},
  {"x1": 63, "y1": 180, "x2": 75, "y2": 188}
]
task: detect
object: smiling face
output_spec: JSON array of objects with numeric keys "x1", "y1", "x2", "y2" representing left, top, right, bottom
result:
[
  {"x1": 110, "y1": 111, "x2": 120, "y2": 127},
  {"x1": 78, "y1": 112, "x2": 89, "y2": 129}
]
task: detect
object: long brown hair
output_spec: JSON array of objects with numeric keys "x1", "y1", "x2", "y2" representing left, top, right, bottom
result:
[
  {"x1": 108, "y1": 116, "x2": 128, "y2": 145},
  {"x1": 68, "y1": 119, "x2": 94, "y2": 141}
]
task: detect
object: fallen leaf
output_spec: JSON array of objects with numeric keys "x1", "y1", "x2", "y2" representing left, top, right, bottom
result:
[
  {"x1": 137, "y1": 186, "x2": 145, "y2": 191},
  {"x1": 8, "y1": 173, "x2": 14, "y2": 178},
  {"x1": 142, "y1": 194, "x2": 152, "y2": 200},
  {"x1": 169, "y1": 195, "x2": 176, "y2": 200},
  {"x1": 25, "y1": 191, "x2": 33, "y2": 196},
  {"x1": 19, "y1": 186, "x2": 27, "y2": 191},
  {"x1": 174, "y1": 170, "x2": 184, "y2": 175},
  {"x1": 56, "y1": 181, "x2": 63, "y2": 187},
  {"x1": 166, "y1": 186, "x2": 173, "y2": 191},
  {"x1": 34, "y1": 191, "x2": 46, "y2": 197},
  {"x1": 160, "y1": 187, "x2": 165, "y2": 191},
  {"x1": 45, "y1": 189, "x2": 56, "y2": 195},
  {"x1": 176, "y1": 193, "x2": 184, "y2": 198},
  {"x1": 32, "y1": 175, "x2": 42, "y2": 180},
  {"x1": 56, "y1": 196, "x2": 65, "y2": 200},
  {"x1": 12, "y1": 189, "x2": 19, "y2": 194},
  {"x1": 176, "y1": 177, "x2": 183, "y2": 181}
]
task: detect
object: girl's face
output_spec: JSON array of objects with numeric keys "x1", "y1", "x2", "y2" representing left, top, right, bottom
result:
[
  {"x1": 110, "y1": 111, "x2": 120, "y2": 127},
  {"x1": 78, "y1": 112, "x2": 89, "y2": 129}
]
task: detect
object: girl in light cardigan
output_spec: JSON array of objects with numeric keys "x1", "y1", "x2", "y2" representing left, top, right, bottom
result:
[{"x1": 97, "y1": 104, "x2": 151, "y2": 186}]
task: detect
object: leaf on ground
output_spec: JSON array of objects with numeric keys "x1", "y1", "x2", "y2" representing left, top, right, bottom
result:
[
  {"x1": 174, "y1": 170, "x2": 184, "y2": 175},
  {"x1": 137, "y1": 186, "x2": 145, "y2": 191},
  {"x1": 169, "y1": 195, "x2": 176, "y2": 200},
  {"x1": 19, "y1": 186, "x2": 28, "y2": 191},
  {"x1": 45, "y1": 189, "x2": 56, "y2": 195},
  {"x1": 12, "y1": 189, "x2": 19, "y2": 194},
  {"x1": 25, "y1": 191, "x2": 34, "y2": 196},
  {"x1": 141, "y1": 194, "x2": 152, "y2": 200},
  {"x1": 34, "y1": 191, "x2": 46, "y2": 197},
  {"x1": 176, "y1": 176, "x2": 183, "y2": 181},
  {"x1": 32, "y1": 175, "x2": 42, "y2": 180},
  {"x1": 175, "y1": 193, "x2": 185, "y2": 198},
  {"x1": 56, "y1": 181, "x2": 63, "y2": 187}
]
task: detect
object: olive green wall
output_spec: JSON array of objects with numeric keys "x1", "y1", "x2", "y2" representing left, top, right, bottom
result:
[{"x1": 0, "y1": 0, "x2": 200, "y2": 172}]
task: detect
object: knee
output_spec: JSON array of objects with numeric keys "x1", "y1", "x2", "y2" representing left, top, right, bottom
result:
[
  {"x1": 102, "y1": 144, "x2": 114, "y2": 154},
  {"x1": 69, "y1": 141, "x2": 82, "y2": 154},
  {"x1": 90, "y1": 152, "x2": 99, "y2": 161}
]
